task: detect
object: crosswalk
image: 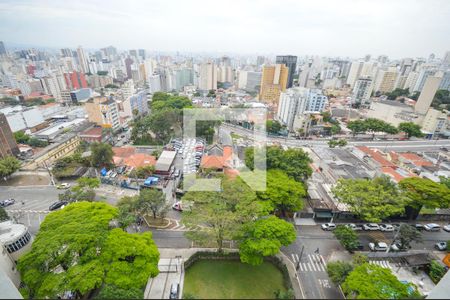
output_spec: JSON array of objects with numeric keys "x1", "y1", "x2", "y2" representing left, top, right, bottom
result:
[
  {"x1": 291, "y1": 254, "x2": 327, "y2": 272},
  {"x1": 6, "y1": 209, "x2": 50, "y2": 214},
  {"x1": 369, "y1": 260, "x2": 392, "y2": 269}
]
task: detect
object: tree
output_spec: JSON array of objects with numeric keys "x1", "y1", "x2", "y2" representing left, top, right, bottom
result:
[
  {"x1": 398, "y1": 122, "x2": 423, "y2": 139},
  {"x1": 330, "y1": 124, "x2": 341, "y2": 135},
  {"x1": 399, "y1": 177, "x2": 450, "y2": 220},
  {"x1": 266, "y1": 120, "x2": 282, "y2": 135},
  {"x1": 96, "y1": 284, "x2": 143, "y2": 299},
  {"x1": 116, "y1": 196, "x2": 138, "y2": 229},
  {"x1": 432, "y1": 89, "x2": 450, "y2": 110},
  {"x1": 0, "y1": 207, "x2": 9, "y2": 221},
  {"x1": 342, "y1": 263, "x2": 416, "y2": 299},
  {"x1": 332, "y1": 176, "x2": 406, "y2": 222},
  {"x1": 347, "y1": 120, "x2": 367, "y2": 137},
  {"x1": 238, "y1": 216, "x2": 296, "y2": 265},
  {"x1": 17, "y1": 202, "x2": 159, "y2": 299},
  {"x1": 105, "y1": 84, "x2": 119, "y2": 89},
  {"x1": 428, "y1": 260, "x2": 446, "y2": 284},
  {"x1": 0, "y1": 156, "x2": 21, "y2": 179},
  {"x1": 60, "y1": 177, "x2": 101, "y2": 203},
  {"x1": 352, "y1": 253, "x2": 368, "y2": 266},
  {"x1": 397, "y1": 224, "x2": 422, "y2": 250},
  {"x1": 136, "y1": 189, "x2": 166, "y2": 219},
  {"x1": 182, "y1": 177, "x2": 260, "y2": 252},
  {"x1": 385, "y1": 88, "x2": 410, "y2": 100},
  {"x1": 133, "y1": 165, "x2": 155, "y2": 179},
  {"x1": 256, "y1": 169, "x2": 306, "y2": 217},
  {"x1": 327, "y1": 261, "x2": 354, "y2": 286},
  {"x1": 328, "y1": 139, "x2": 347, "y2": 148},
  {"x1": 333, "y1": 225, "x2": 359, "y2": 251},
  {"x1": 14, "y1": 131, "x2": 30, "y2": 143},
  {"x1": 245, "y1": 146, "x2": 312, "y2": 182},
  {"x1": 90, "y1": 142, "x2": 114, "y2": 168}
]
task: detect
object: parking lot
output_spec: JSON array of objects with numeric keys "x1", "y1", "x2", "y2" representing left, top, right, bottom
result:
[{"x1": 171, "y1": 138, "x2": 205, "y2": 175}]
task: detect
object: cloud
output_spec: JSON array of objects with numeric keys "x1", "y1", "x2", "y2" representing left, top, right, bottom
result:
[{"x1": 0, "y1": 0, "x2": 449, "y2": 58}]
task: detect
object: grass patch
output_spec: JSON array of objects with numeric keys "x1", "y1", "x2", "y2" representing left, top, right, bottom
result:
[{"x1": 183, "y1": 259, "x2": 287, "y2": 299}]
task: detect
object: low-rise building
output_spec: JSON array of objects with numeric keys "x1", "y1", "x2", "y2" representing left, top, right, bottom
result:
[
  {"x1": 154, "y1": 151, "x2": 177, "y2": 176},
  {"x1": 84, "y1": 96, "x2": 121, "y2": 131}
]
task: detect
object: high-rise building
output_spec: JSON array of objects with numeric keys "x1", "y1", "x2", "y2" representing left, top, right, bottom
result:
[
  {"x1": 443, "y1": 51, "x2": 450, "y2": 66},
  {"x1": 199, "y1": 62, "x2": 217, "y2": 90},
  {"x1": 76, "y1": 46, "x2": 89, "y2": 74},
  {"x1": 415, "y1": 76, "x2": 442, "y2": 114},
  {"x1": 374, "y1": 68, "x2": 398, "y2": 93},
  {"x1": 259, "y1": 64, "x2": 288, "y2": 106},
  {"x1": 276, "y1": 55, "x2": 297, "y2": 88},
  {"x1": 306, "y1": 89, "x2": 328, "y2": 112},
  {"x1": 256, "y1": 56, "x2": 265, "y2": 67},
  {"x1": 0, "y1": 41, "x2": 6, "y2": 56},
  {"x1": 125, "y1": 58, "x2": 134, "y2": 79},
  {"x1": 352, "y1": 77, "x2": 373, "y2": 105},
  {"x1": 277, "y1": 88, "x2": 308, "y2": 130},
  {"x1": 138, "y1": 49, "x2": 146, "y2": 60},
  {"x1": 346, "y1": 61, "x2": 364, "y2": 87},
  {"x1": 0, "y1": 113, "x2": 19, "y2": 158},
  {"x1": 438, "y1": 71, "x2": 450, "y2": 91},
  {"x1": 60, "y1": 48, "x2": 72, "y2": 57}
]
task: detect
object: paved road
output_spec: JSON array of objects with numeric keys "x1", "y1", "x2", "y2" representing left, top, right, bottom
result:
[
  {"x1": 221, "y1": 123, "x2": 450, "y2": 151},
  {"x1": 282, "y1": 226, "x2": 344, "y2": 299}
]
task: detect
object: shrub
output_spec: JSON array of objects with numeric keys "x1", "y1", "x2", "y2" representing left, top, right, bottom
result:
[{"x1": 333, "y1": 225, "x2": 359, "y2": 251}]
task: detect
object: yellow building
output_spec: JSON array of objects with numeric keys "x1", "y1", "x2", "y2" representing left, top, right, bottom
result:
[
  {"x1": 259, "y1": 64, "x2": 288, "y2": 108},
  {"x1": 84, "y1": 96, "x2": 120, "y2": 131}
]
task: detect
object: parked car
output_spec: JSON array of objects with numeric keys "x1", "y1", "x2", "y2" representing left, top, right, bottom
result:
[
  {"x1": 435, "y1": 242, "x2": 447, "y2": 251},
  {"x1": 174, "y1": 170, "x2": 180, "y2": 178},
  {"x1": 443, "y1": 225, "x2": 450, "y2": 232},
  {"x1": 56, "y1": 183, "x2": 71, "y2": 189},
  {"x1": 49, "y1": 201, "x2": 68, "y2": 211},
  {"x1": 117, "y1": 166, "x2": 127, "y2": 174},
  {"x1": 169, "y1": 283, "x2": 179, "y2": 299},
  {"x1": 424, "y1": 223, "x2": 441, "y2": 231},
  {"x1": 363, "y1": 223, "x2": 380, "y2": 231},
  {"x1": 414, "y1": 224, "x2": 425, "y2": 231},
  {"x1": 321, "y1": 223, "x2": 336, "y2": 231},
  {"x1": 380, "y1": 224, "x2": 395, "y2": 232},
  {"x1": 0, "y1": 198, "x2": 15, "y2": 207},
  {"x1": 346, "y1": 223, "x2": 363, "y2": 231},
  {"x1": 369, "y1": 242, "x2": 388, "y2": 251}
]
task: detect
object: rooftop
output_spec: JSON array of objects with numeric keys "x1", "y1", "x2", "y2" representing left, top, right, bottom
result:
[
  {"x1": 80, "y1": 127, "x2": 103, "y2": 137},
  {"x1": 0, "y1": 221, "x2": 28, "y2": 244},
  {"x1": 155, "y1": 151, "x2": 177, "y2": 172}
]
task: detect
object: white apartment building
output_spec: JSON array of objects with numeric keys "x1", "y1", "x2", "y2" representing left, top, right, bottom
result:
[
  {"x1": 277, "y1": 87, "x2": 308, "y2": 130},
  {"x1": 199, "y1": 62, "x2": 217, "y2": 90},
  {"x1": 306, "y1": 89, "x2": 328, "y2": 112},
  {"x1": 352, "y1": 76, "x2": 373, "y2": 105}
]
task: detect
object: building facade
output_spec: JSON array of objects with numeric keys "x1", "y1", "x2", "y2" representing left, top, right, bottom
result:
[
  {"x1": 352, "y1": 76, "x2": 373, "y2": 105},
  {"x1": 276, "y1": 55, "x2": 297, "y2": 88},
  {"x1": 0, "y1": 113, "x2": 19, "y2": 158},
  {"x1": 84, "y1": 96, "x2": 121, "y2": 131},
  {"x1": 259, "y1": 64, "x2": 288, "y2": 107}
]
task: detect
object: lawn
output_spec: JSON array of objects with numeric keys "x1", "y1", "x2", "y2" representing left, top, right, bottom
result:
[{"x1": 183, "y1": 259, "x2": 287, "y2": 299}]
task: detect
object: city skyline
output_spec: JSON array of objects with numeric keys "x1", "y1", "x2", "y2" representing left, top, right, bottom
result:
[{"x1": 0, "y1": 0, "x2": 449, "y2": 58}]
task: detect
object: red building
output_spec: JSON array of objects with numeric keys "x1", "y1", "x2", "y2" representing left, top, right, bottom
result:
[
  {"x1": 64, "y1": 71, "x2": 88, "y2": 90},
  {"x1": 26, "y1": 65, "x2": 36, "y2": 76}
]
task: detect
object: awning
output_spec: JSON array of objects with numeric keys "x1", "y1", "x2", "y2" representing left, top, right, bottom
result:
[{"x1": 314, "y1": 212, "x2": 333, "y2": 218}]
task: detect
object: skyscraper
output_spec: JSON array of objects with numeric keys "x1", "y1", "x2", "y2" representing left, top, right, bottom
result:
[
  {"x1": 259, "y1": 64, "x2": 288, "y2": 106},
  {"x1": 125, "y1": 58, "x2": 134, "y2": 79},
  {"x1": 0, "y1": 113, "x2": 19, "y2": 159},
  {"x1": 0, "y1": 41, "x2": 6, "y2": 55},
  {"x1": 199, "y1": 62, "x2": 217, "y2": 90},
  {"x1": 415, "y1": 76, "x2": 442, "y2": 114},
  {"x1": 76, "y1": 46, "x2": 89, "y2": 74},
  {"x1": 276, "y1": 55, "x2": 297, "y2": 88}
]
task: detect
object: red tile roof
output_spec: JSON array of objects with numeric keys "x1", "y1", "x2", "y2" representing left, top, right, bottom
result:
[
  {"x1": 200, "y1": 155, "x2": 225, "y2": 169},
  {"x1": 80, "y1": 127, "x2": 103, "y2": 137},
  {"x1": 123, "y1": 153, "x2": 156, "y2": 168},
  {"x1": 399, "y1": 153, "x2": 433, "y2": 167},
  {"x1": 357, "y1": 146, "x2": 397, "y2": 168},
  {"x1": 113, "y1": 146, "x2": 136, "y2": 158}
]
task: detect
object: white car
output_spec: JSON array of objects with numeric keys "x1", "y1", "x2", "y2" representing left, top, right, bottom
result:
[
  {"x1": 57, "y1": 183, "x2": 71, "y2": 189},
  {"x1": 346, "y1": 223, "x2": 363, "y2": 231},
  {"x1": 380, "y1": 224, "x2": 395, "y2": 232},
  {"x1": 321, "y1": 223, "x2": 336, "y2": 231},
  {"x1": 443, "y1": 225, "x2": 450, "y2": 232},
  {"x1": 369, "y1": 242, "x2": 388, "y2": 251},
  {"x1": 424, "y1": 223, "x2": 441, "y2": 231},
  {"x1": 363, "y1": 223, "x2": 380, "y2": 231}
]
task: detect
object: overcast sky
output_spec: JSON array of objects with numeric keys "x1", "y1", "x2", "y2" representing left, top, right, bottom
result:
[{"x1": 0, "y1": 0, "x2": 449, "y2": 58}]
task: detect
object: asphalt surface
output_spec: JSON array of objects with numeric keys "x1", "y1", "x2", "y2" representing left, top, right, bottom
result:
[{"x1": 282, "y1": 226, "x2": 344, "y2": 299}]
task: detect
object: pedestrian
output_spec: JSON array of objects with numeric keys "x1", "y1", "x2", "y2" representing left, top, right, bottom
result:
[
  {"x1": 21, "y1": 200, "x2": 25, "y2": 205},
  {"x1": 314, "y1": 247, "x2": 320, "y2": 254}
]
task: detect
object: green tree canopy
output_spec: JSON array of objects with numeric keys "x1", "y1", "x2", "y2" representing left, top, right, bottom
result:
[
  {"x1": 347, "y1": 118, "x2": 398, "y2": 137},
  {"x1": 245, "y1": 146, "x2": 312, "y2": 182},
  {"x1": 399, "y1": 177, "x2": 450, "y2": 219},
  {"x1": 327, "y1": 261, "x2": 354, "y2": 286},
  {"x1": 397, "y1": 224, "x2": 422, "y2": 250},
  {"x1": 238, "y1": 216, "x2": 296, "y2": 266},
  {"x1": 90, "y1": 142, "x2": 114, "y2": 168},
  {"x1": 151, "y1": 92, "x2": 192, "y2": 111},
  {"x1": 182, "y1": 177, "x2": 260, "y2": 251},
  {"x1": 266, "y1": 120, "x2": 283, "y2": 134},
  {"x1": 14, "y1": 130, "x2": 30, "y2": 143},
  {"x1": 0, "y1": 156, "x2": 21, "y2": 179},
  {"x1": 136, "y1": 188, "x2": 167, "y2": 219},
  {"x1": 332, "y1": 176, "x2": 406, "y2": 222},
  {"x1": 256, "y1": 169, "x2": 306, "y2": 216},
  {"x1": 398, "y1": 122, "x2": 423, "y2": 139},
  {"x1": 342, "y1": 263, "x2": 417, "y2": 299},
  {"x1": 333, "y1": 225, "x2": 359, "y2": 251},
  {"x1": 0, "y1": 206, "x2": 9, "y2": 221},
  {"x1": 18, "y1": 202, "x2": 159, "y2": 299}
]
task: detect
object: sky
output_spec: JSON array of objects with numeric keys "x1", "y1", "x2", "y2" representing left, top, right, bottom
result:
[{"x1": 0, "y1": 0, "x2": 449, "y2": 59}]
